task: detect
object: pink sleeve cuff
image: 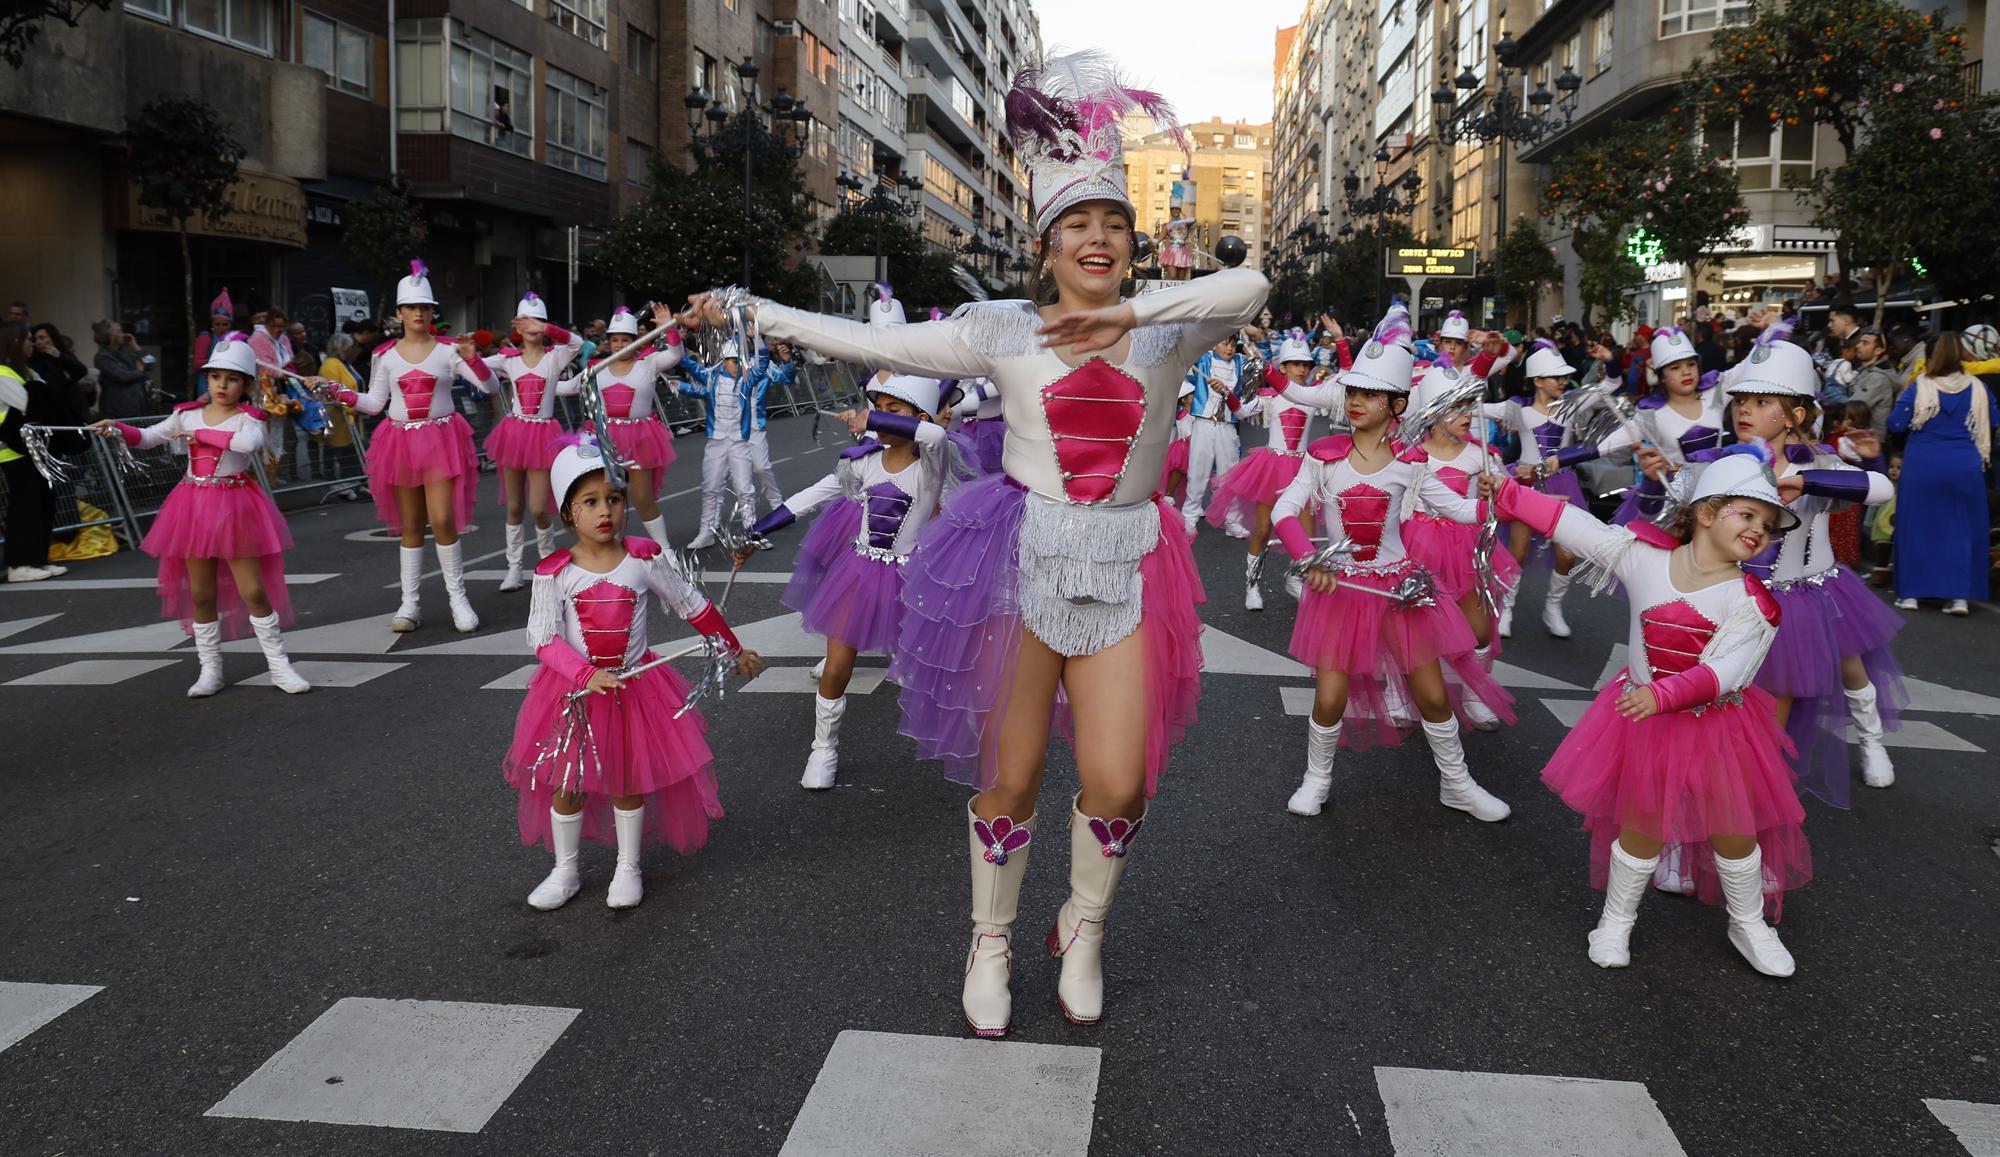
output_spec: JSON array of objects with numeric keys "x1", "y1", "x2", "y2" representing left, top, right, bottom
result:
[
  {"x1": 1648, "y1": 665, "x2": 1721, "y2": 714},
  {"x1": 544, "y1": 324, "x2": 572, "y2": 345},
  {"x1": 1494, "y1": 479, "x2": 1565, "y2": 537},
  {"x1": 192, "y1": 427, "x2": 233, "y2": 450},
  {"x1": 1264, "y1": 364, "x2": 1290, "y2": 392},
  {"x1": 687, "y1": 603, "x2": 742, "y2": 655},
  {"x1": 332, "y1": 387, "x2": 359, "y2": 406},
  {"x1": 116, "y1": 423, "x2": 142, "y2": 447},
  {"x1": 535, "y1": 639, "x2": 595, "y2": 690},
  {"x1": 1335, "y1": 338, "x2": 1353, "y2": 370},
  {"x1": 1274, "y1": 518, "x2": 1314, "y2": 560}
]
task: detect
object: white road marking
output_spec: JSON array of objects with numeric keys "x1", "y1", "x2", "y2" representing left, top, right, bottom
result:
[
  {"x1": 741, "y1": 667, "x2": 888, "y2": 694},
  {"x1": 1925, "y1": 1098, "x2": 2000, "y2": 1156},
  {"x1": 1201, "y1": 625, "x2": 1310, "y2": 677},
  {"x1": 0, "y1": 573, "x2": 338, "y2": 593},
  {"x1": 221, "y1": 615, "x2": 402, "y2": 656},
  {"x1": 1490, "y1": 660, "x2": 1586, "y2": 691},
  {"x1": 206, "y1": 997, "x2": 579, "y2": 1134},
  {"x1": 1594, "y1": 643, "x2": 1629, "y2": 691},
  {"x1": 1848, "y1": 720, "x2": 1985, "y2": 754},
  {"x1": 0, "y1": 982, "x2": 103, "y2": 1053},
  {"x1": 780, "y1": 1030, "x2": 1100, "y2": 1157},
  {"x1": 1541, "y1": 699, "x2": 1592, "y2": 728},
  {"x1": 1279, "y1": 686, "x2": 1314, "y2": 717},
  {"x1": 235, "y1": 661, "x2": 407, "y2": 689},
  {"x1": 400, "y1": 632, "x2": 533, "y2": 657},
  {"x1": 0, "y1": 613, "x2": 61, "y2": 642},
  {"x1": 0, "y1": 621, "x2": 188, "y2": 654},
  {"x1": 481, "y1": 664, "x2": 540, "y2": 690},
  {"x1": 726, "y1": 611, "x2": 838, "y2": 658},
  {"x1": 1903, "y1": 677, "x2": 2000, "y2": 716},
  {"x1": 3, "y1": 659, "x2": 181, "y2": 686},
  {"x1": 697, "y1": 570, "x2": 797, "y2": 584},
  {"x1": 1374, "y1": 1066, "x2": 1688, "y2": 1157}
]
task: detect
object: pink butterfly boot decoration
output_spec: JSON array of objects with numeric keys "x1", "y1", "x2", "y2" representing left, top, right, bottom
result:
[{"x1": 973, "y1": 815, "x2": 1033, "y2": 865}]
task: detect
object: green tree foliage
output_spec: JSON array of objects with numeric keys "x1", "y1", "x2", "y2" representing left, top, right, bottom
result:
[
  {"x1": 126, "y1": 96, "x2": 245, "y2": 371},
  {"x1": 1494, "y1": 217, "x2": 1563, "y2": 326},
  {"x1": 817, "y1": 208, "x2": 973, "y2": 315},
  {"x1": 0, "y1": 0, "x2": 110, "y2": 67},
  {"x1": 1268, "y1": 221, "x2": 1419, "y2": 327}
]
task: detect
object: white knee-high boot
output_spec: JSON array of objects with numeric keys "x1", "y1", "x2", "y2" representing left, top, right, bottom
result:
[
  {"x1": 392, "y1": 545, "x2": 424, "y2": 632},
  {"x1": 1497, "y1": 583, "x2": 1518, "y2": 638},
  {"x1": 187, "y1": 619, "x2": 225, "y2": 698},
  {"x1": 1244, "y1": 551, "x2": 1264, "y2": 611},
  {"x1": 499, "y1": 522, "x2": 527, "y2": 592},
  {"x1": 250, "y1": 612, "x2": 310, "y2": 694},
  {"x1": 1588, "y1": 842, "x2": 1657, "y2": 967},
  {"x1": 1543, "y1": 572, "x2": 1574, "y2": 638},
  {"x1": 436, "y1": 540, "x2": 479, "y2": 632},
  {"x1": 1846, "y1": 683, "x2": 1894, "y2": 788},
  {"x1": 1715, "y1": 846, "x2": 1794, "y2": 977},
  {"x1": 963, "y1": 804, "x2": 1035, "y2": 1037},
  {"x1": 1462, "y1": 645, "x2": 1500, "y2": 730},
  {"x1": 641, "y1": 515, "x2": 672, "y2": 551},
  {"x1": 1426, "y1": 716, "x2": 1510, "y2": 821},
  {"x1": 800, "y1": 694, "x2": 844, "y2": 790},
  {"x1": 608, "y1": 804, "x2": 645, "y2": 909},
  {"x1": 1049, "y1": 795, "x2": 1143, "y2": 1025},
  {"x1": 1287, "y1": 719, "x2": 1341, "y2": 815},
  {"x1": 534, "y1": 523, "x2": 555, "y2": 558},
  {"x1": 528, "y1": 809, "x2": 583, "y2": 910}
]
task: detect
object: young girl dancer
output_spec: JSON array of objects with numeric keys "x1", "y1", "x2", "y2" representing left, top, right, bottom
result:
[
  {"x1": 1270, "y1": 306, "x2": 1512, "y2": 821},
  {"x1": 1725, "y1": 329, "x2": 1901, "y2": 799},
  {"x1": 741, "y1": 375, "x2": 957, "y2": 789},
  {"x1": 1488, "y1": 339, "x2": 1585, "y2": 639},
  {"x1": 1489, "y1": 446, "x2": 1806, "y2": 977},
  {"x1": 324, "y1": 260, "x2": 494, "y2": 632},
  {"x1": 1207, "y1": 331, "x2": 1322, "y2": 609},
  {"x1": 1401, "y1": 358, "x2": 1520, "y2": 730},
  {"x1": 485, "y1": 292, "x2": 583, "y2": 591},
  {"x1": 503, "y1": 435, "x2": 762, "y2": 910},
  {"x1": 1558, "y1": 327, "x2": 1727, "y2": 526},
  {"x1": 95, "y1": 337, "x2": 309, "y2": 696},
  {"x1": 688, "y1": 49, "x2": 1267, "y2": 1034},
  {"x1": 592, "y1": 306, "x2": 686, "y2": 549}
]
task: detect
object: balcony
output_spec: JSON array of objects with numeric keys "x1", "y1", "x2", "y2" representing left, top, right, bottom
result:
[{"x1": 908, "y1": 71, "x2": 979, "y2": 151}]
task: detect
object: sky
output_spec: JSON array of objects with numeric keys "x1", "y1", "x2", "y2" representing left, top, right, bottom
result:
[{"x1": 1030, "y1": 1, "x2": 1305, "y2": 125}]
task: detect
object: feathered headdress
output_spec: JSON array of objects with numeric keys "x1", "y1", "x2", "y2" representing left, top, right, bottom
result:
[
  {"x1": 1335, "y1": 302, "x2": 1418, "y2": 395},
  {"x1": 1006, "y1": 49, "x2": 1184, "y2": 234}
]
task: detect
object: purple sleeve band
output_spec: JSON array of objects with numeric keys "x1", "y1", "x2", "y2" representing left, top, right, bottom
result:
[
  {"x1": 749, "y1": 506, "x2": 795, "y2": 537},
  {"x1": 1798, "y1": 469, "x2": 1871, "y2": 502},
  {"x1": 1553, "y1": 444, "x2": 1599, "y2": 468},
  {"x1": 1636, "y1": 474, "x2": 1666, "y2": 495},
  {"x1": 866, "y1": 411, "x2": 923, "y2": 440}
]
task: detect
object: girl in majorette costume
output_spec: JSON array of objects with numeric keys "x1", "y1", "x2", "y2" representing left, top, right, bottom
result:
[
  {"x1": 503, "y1": 435, "x2": 762, "y2": 911},
  {"x1": 1485, "y1": 339, "x2": 1586, "y2": 640},
  {"x1": 689, "y1": 49, "x2": 1266, "y2": 1036},
  {"x1": 484, "y1": 292, "x2": 584, "y2": 591},
  {"x1": 1269, "y1": 304, "x2": 1513, "y2": 822},
  {"x1": 1401, "y1": 357, "x2": 1521, "y2": 731},
  {"x1": 1179, "y1": 333, "x2": 1254, "y2": 538},
  {"x1": 1556, "y1": 327, "x2": 1728, "y2": 527},
  {"x1": 1722, "y1": 326, "x2": 1902, "y2": 802},
  {"x1": 94, "y1": 336, "x2": 310, "y2": 697},
  {"x1": 1208, "y1": 331, "x2": 1323, "y2": 610},
  {"x1": 739, "y1": 375, "x2": 960, "y2": 790},
  {"x1": 1489, "y1": 446, "x2": 1806, "y2": 977},
  {"x1": 323, "y1": 260, "x2": 495, "y2": 633},
  {"x1": 1158, "y1": 206, "x2": 1194, "y2": 281},
  {"x1": 951, "y1": 377, "x2": 1007, "y2": 474},
  {"x1": 590, "y1": 306, "x2": 686, "y2": 550},
  {"x1": 1432, "y1": 310, "x2": 1519, "y2": 383},
  {"x1": 1159, "y1": 378, "x2": 1194, "y2": 504}
]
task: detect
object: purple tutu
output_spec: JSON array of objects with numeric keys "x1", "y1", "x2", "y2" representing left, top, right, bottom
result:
[
  {"x1": 503, "y1": 657, "x2": 722, "y2": 855},
  {"x1": 365, "y1": 413, "x2": 479, "y2": 534},
  {"x1": 1205, "y1": 448, "x2": 1303, "y2": 530},
  {"x1": 1753, "y1": 566, "x2": 1907, "y2": 808},
  {"x1": 961, "y1": 416, "x2": 1007, "y2": 474},
  {"x1": 1506, "y1": 469, "x2": 1587, "y2": 569},
  {"x1": 605, "y1": 416, "x2": 677, "y2": 484},
  {"x1": 1609, "y1": 478, "x2": 1670, "y2": 527},
  {"x1": 483, "y1": 415, "x2": 565, "y2": 472},
  {"x1": 782, "y1": 496, "x2": 906, "y2": 654},
  {"x1": 892, "y1": 474, "x2": 1205, "y2": 798},
  {"x1": 140, "y1": 477, "x2": 294, "y2": 639}
]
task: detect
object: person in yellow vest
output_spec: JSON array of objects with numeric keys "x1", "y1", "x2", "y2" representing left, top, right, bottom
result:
[{"x1": 1, "y1": 321, "x2": 65, "y2": 582}]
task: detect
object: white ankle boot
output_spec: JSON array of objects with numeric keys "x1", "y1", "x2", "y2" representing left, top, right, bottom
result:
[
  {"x1": 1589, "y1": 843, "x2": 1657, "y2": 968},
  {"x1": 250, "y1": 612, "x2": 310, "y2": 694},
  {"x1": 607, "y1": 805, "x2": 645, "y2": 908},
  {"x1": 1049, "y1": 796, "x2": 1142, "y2": 1025},
  {"x1": 1427, "y1": 716, "x2": 1510, "y2": 821},
  {"x1": 436, "y1": 540, "x2": 479, "y2": 632},
  {"x1": 641, "y1": 515, "x2": 672, "y2": 551},
  {"x1": 392, "y1": 545, "x2": 424, "y2": 632},
  {"x1": 528, "y1": 809, "x2": 583, "y2": 910},
  {"x1": 535, "y1": 523, "x2": 555, "y2": 558},
  {"x1": 499, "y1": 522, "x2": 527, "y2": 592},
  {"x1": 1651, "y1": 843, "x2": 1696, "y2": 894},
  {"x1": 1846, "y1": 683, "x2": 1894, "y2": 788},
  {"x1": 963, "y1": 804, "x2": 1035, "y2": 1037},
  {"x1": 1716, "y1": 846, "x2": 1794, "y2": 977},
  {"x1": 1287, "y1": 719, "x2": 1340, "y2": 815},
  {"x1": 1543, "y1": 573, "x2": 1573, "y2": 638},
  {"x1": 1497, "y1": 585, "x2": 1518, "y2": 638},
  {"x1": 1244, "y1": 553, "x2": 1264, "y2": 612},
  {"x1": 686, "y1": 527, "x2": 719, "y2": 550},
  {"x1": 801, "y1": 694, "x2": 844, "y2": 790},
  {"x1": 187, "y1": 620, "x2": 225, "y2": 698}
]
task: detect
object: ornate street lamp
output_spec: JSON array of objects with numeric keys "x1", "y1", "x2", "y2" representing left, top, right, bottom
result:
[{"x1": 685, "y1": 59, "x2": 815, "y2": 290}]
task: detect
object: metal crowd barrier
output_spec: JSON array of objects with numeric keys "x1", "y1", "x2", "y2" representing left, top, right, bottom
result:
[{"x1": 0, "y1": 434, "x2": 142, "y2": 549}]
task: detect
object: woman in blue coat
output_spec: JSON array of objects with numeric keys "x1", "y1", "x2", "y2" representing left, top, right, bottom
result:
[{"x1": 1887, "y1": 332, "x2": 1995, "y2": 615}]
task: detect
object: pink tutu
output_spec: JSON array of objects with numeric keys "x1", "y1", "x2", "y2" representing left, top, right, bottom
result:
[
  {"x1": 1205, "y1": 448, "x2": 1303, "y2": 530},
  {"x1": 893, "y1": 474, "x2": 1204, "y2": 798},
  {"x1": 1543, "y1": 676, "x2": 1810, "y2": 921},
  {"x1": 1403, "y1": 512, "x2": 1522, "y2": 607},
  {"x1": 366, "y1": 413, "x2": 480, "y2": 533},
  {"x1": 1161, "y1": 439, "x2": 1190, "y2": 505},
  {"x1": 1160, "y1": 243, "x2": 1193, "y2": 270},
  {"x1": 140, "y1": 478, "x2": 294, "y2": 639},
  {"x1": 605, "y1": 416, "x2": 677, "y2": 484},
  {"x1": 782, "y1": 497, "x2": 906, "y2": 654},
  {"x1": 1287, "y1": 560, "x2": 1516, "y2": 747},
  {"x1": 502, "y1": 657, "x2": 723, "y2": 855},
  {"x1": 483, "y1": 415, "x2": 565, "y2": 472}
]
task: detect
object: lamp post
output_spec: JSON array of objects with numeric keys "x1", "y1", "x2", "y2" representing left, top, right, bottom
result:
[
  {"x1": 836, "y1": 169, "x2": 922, "y2": 284},
  {"x1": 684, "y1": 58, "x2": 813, "y2": 292},
  {"x1": 1431, "y1": 30, "x2": 1581, "y2": 324},
  {"x1": 1342, "y1": 142, "x2": 1424, "y2": 229}
]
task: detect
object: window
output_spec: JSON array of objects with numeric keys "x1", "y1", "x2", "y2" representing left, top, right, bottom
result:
[
  {"x1": 757, "y1": 17, "x2": 776, "y2": 57},
  {"x1": 125, "y1": 0, "x2": 170, "y2": 17},
  {"x1": 549, "y1": 0, "x2": 608, "y2": 48},
  {"x1": 1660, "y1": 0, "x2": 1750, "y2": 37},
  {"x1": 1234, "y1": 133, "x2": 1254, "y2": 148},
  {"x1": 1454, "y1": 0, "x2": 1489, "y2": 87},
  {"x1": 1591, "y1": 7, "x2": 1614, "y2": 73},
  {"x1": 1720, "y1": 118, "x2": 1814, "y2": 190},
  {"x1": 626, "y1": 26, "x2": 656, "y2": 80},
  {"x1": 626, "y1": 139, "x2": 655, "y2": 185},
  {"x1": 303, "y1": 11, "x2": 371, "y2": 96},
  {"x1": 395, "y1": 19, "x2": 533, "y2": 157},
  {"x1": 693, "y1": 50, "x2": 715, "y2": 96},
  {"x1": 136, "y1": 0, "x2": 274, "y2": 54},
  {"x1": 723, "y1": 0, "x2": 738, "y2": 13},
  {"x1": 1557, "y1": 31, "x2": 1581, "y2": 74},
  {"x1": 545, "y1": 65, "x2": 609, "y2": 180}
]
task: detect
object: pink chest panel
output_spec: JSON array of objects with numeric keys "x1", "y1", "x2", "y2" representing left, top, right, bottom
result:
[
  {"x1": 1433, "y1": 465, "x2": 1473, "y2": 497},
  {"x1": 189, "y1": 437, "x2": 225, "y2": 478},
  {"x1": 1279, "y1": 409, "x2": 1308, "y2": 451},
  {"x1": 1640, "y1": 598, "x2": 1717, "y2": 676},
  {"x1": 398, "y1": 369, "x2": 440, "y2": 418},
  {"x1": 573, "y1": 579, "x2": 638, "y2": 668},
  {"x1": 516, "y1": 373, "x2": 547, "y2": 414},
  {"x1": 1336, "y1": 483, "x2": 1391, "y2": 562},
  {"x1": 1041, "y1": 360, "x2": 1146, "y2": 504},
  {"x1": 602, "y1": 382, "x2": 637, "y2": 418}
]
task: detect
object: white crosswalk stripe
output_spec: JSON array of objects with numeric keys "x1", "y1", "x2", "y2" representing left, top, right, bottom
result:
[
  {"x1": 1375, "y1": 1066, "x2": 1688, "y2": 1156},
  {"x1": 0, "y1": 982, "x2": 102, "y2": 1053},
  {"x1": 1927, "y1": 1099, "x2": 2000, "y2": 1156},
  {"x1": 3, "y1": 658, "x2": 181, "y2": 686}
]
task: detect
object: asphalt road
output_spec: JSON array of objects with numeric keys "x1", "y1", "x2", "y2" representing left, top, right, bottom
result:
[{"x1": 2, "y1": 414, "x2": 1996, "y2": 1156}]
